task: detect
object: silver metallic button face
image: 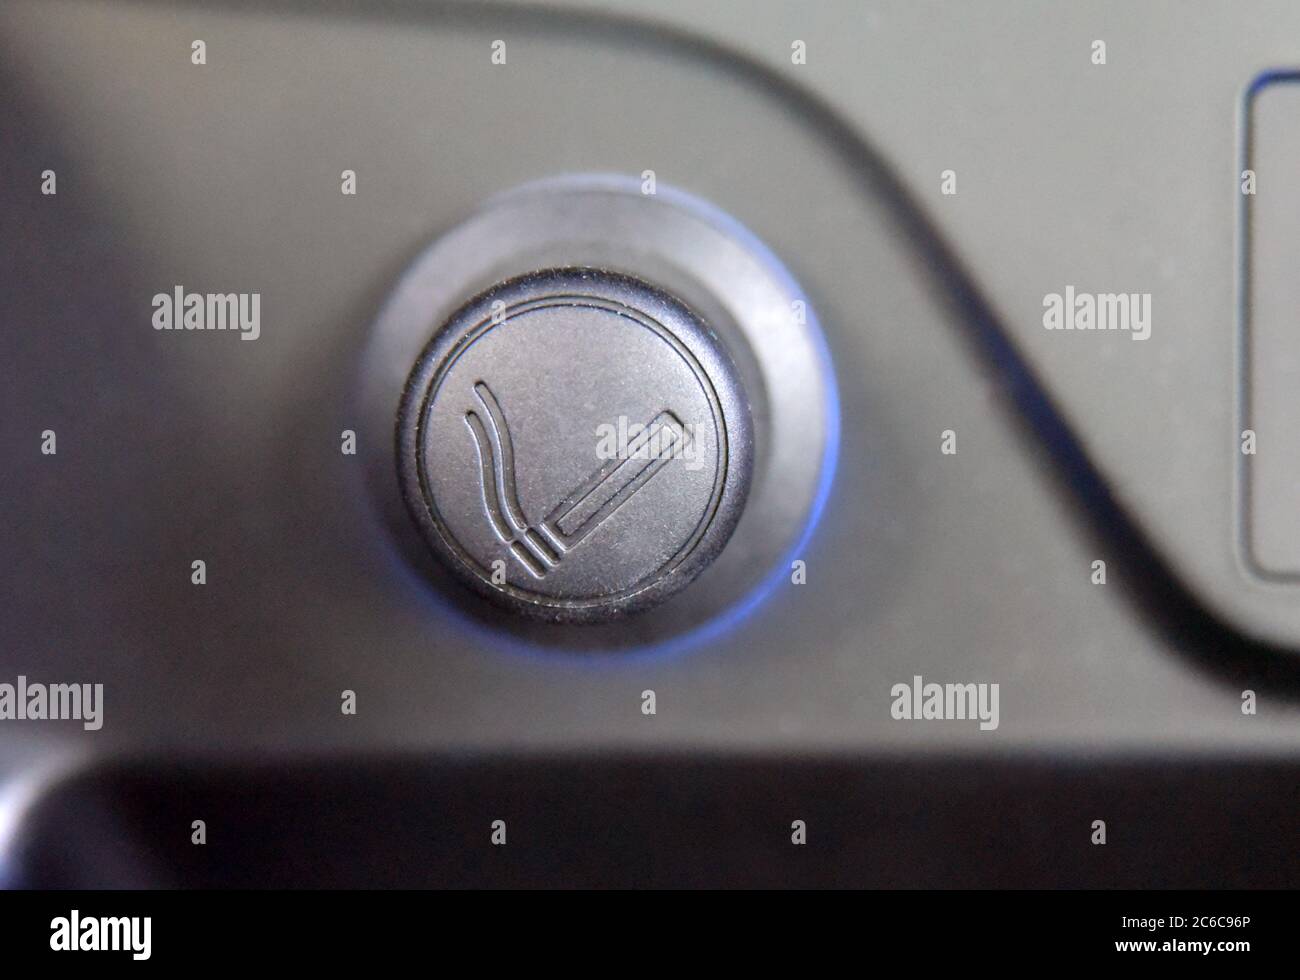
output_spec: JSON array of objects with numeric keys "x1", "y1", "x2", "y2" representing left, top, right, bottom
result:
[{"x1": 397, "y1": 269, "x2": 753, "y2": 622}]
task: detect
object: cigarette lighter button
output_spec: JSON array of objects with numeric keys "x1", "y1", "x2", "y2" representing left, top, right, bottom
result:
[{"x1": 397, "y1": 269, "x2": 754, "y2": 623}]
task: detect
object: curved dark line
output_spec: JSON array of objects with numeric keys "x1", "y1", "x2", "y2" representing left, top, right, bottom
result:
[
  {"x1": 143, "y1": 0, "x2": 1300, "y2": 688},
  {"x1": 465, "y1": 411, "x2": 513, "y2": 541},
  {"x1": 473, "y1": 382, "x2": 529, "y2": 533}
]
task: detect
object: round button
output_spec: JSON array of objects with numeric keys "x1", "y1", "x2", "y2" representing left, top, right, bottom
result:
[
  {"x1": 361, "y1": 175, "x2": 836, "y2": 649},
  {"x1": 397, "y1": 269, "x2": 754, "y2": 622}
]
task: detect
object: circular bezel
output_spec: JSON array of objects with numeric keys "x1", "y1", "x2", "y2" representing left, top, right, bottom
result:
[{"x1": 358, "y1": 175, "x2": 836, "y2": 649}]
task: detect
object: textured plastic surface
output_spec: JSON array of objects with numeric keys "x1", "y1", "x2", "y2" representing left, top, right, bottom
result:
[
  {"x1": 2, "y1": 0, "x2": 1299, "y2": 888},
  {"x1": 397, "y1": 268, "x2": 753, "y2": 622}
]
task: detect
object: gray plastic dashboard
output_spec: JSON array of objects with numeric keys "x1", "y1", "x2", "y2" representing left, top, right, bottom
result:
[{"x1": 1, "y1": 0, "x2": 1298, "y2": 887}]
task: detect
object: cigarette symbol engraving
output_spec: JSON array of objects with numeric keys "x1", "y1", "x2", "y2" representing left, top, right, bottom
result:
[{"x1": 465, "y1": 381, "x2": 691, "y2": 578}]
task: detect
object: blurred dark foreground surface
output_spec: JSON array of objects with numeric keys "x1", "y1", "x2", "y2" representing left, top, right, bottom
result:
[{"x1": 9, "y1": 754, "x2": 1298, "y2": 888}]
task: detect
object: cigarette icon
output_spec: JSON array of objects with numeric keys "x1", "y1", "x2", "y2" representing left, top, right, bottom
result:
[{"x1": 465, "y1": 381, "x2": 691, "y2": 578}]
